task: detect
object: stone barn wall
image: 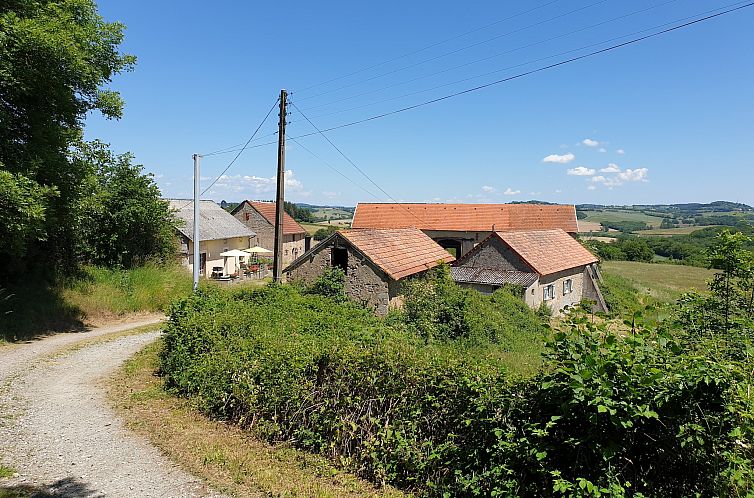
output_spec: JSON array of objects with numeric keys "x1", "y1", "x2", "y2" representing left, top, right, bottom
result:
[
  {"x1": 233, "y1": 203, "x2": 306, "y2": 265},
  {"x1": 286, "y1": 239, "x2": 393, "y2": 315}
]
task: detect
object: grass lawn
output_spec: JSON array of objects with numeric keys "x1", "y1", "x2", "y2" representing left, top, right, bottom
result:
[
  {"x1": 601, "y1": 261, "x2": 715, "y2": 304},
  {"x1": 108, "y1": 339, "x2": 404, "y2": 498},
  {"x1": 581, "y1": 209, "x2": 665, "y2": 228}
]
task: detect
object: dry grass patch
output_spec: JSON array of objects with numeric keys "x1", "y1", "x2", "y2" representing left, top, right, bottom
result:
[{"x1": 108, "y1": 339, "x2": 406, "y2": 498}]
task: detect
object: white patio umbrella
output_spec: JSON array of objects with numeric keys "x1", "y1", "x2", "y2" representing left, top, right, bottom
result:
[
  {"x1": 220, "y1": 249, "x2": 249, "y2": 275},
  {"x1": 243, "y1": 246, "x2": 273, "y2": 263}
]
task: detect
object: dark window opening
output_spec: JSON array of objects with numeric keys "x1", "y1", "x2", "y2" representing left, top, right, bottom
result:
[
  {"x1": 332, "y1": 247, "x2": 348, "y2": 273},
  {"x1": 436, "y1": 239, "x2": 462, "y2": 258}
]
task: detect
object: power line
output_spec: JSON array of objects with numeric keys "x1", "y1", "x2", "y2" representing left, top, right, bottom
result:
[
  {"x1": 290, "y1": 101, "x2": 427, "y2": 226},
  {"x1": 294, "y1": 0, "x2": 611, "y2": 103},
  {"x1": 295, "y1": 0, "x2": 563, "y2": 94},
  {"x1": 175, "y1": 97, "x2": 280, "y2": 211},
  {"x1": 201, "y1": 131, "x2": 279, "y2": 157},
  {"x1": 288, "y1": 2, "x2": 754, "y2": 141},
  {"x1": 301, "y1": 0, "x2": 681, "y2": 114},
  {"x1": 286, "y1": 134, "x2": 383, "y2": 202}
]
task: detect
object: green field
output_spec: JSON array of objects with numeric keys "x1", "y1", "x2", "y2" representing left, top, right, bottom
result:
[
  {"x1": 311, "y1": 207, "x2": 353, "y2": 220},
  {"x1": 638, "y1": 226, "x2": 713, "y2": 236},
  {"x1": 580, "y1": 209, "x2": 665, "y2": 228},
  {"x1": 601, "y1": 261, "x2": 715, "y2": 304}
]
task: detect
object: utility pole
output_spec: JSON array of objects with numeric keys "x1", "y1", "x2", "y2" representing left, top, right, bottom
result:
[
  {"x1": 273, "y1": 89, "x2": 287, "y2": 282},
  {"x1": 192, "y1": 153, "x2": 201, "y2": 292}
]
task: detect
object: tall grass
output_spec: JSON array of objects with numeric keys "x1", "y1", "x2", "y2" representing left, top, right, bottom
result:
[{"x1": 0, "y1": 264, "x2": 191, "y2": 341}]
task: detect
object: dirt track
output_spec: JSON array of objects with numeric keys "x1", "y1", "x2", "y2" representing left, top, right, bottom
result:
[{"x1": 0, "y1": 320, "x2": 222, "y2": 497}]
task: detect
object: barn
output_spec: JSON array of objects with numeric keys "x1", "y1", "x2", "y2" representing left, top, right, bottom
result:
[
  {"x1": 284, "y1": 228, "x2": 455, "y2": 315},
  {"x1": 451, "y1": 229, "x2": 607, "y2": 313},
  {"x1": 351, "y1": 203, "x2": 578, "y2": 258}
]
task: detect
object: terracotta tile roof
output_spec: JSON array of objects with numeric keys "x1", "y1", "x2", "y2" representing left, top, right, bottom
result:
[
  {"x1": 352, "y1": 203, "x2": 578, "y2": 233},
  {"x1": 235, "y1": 201, "x2": 307, "y2": 235},
  {"x1": 450, "y1": 267, "x2": 538, "y2": 287},
  {"x1": 496, "y1": 229, "x2": 598, "y2": 276},
  {"x1": 340, "y1": 228, "x2": 455, "y2": 280}
]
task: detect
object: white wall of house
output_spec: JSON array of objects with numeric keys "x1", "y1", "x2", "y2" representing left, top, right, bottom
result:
[
  {"x1": 178, "y1": 236, "x2": 251, "y2": 276},
  {"x1": 523, "y1": 266, "x2": 589, "y2": 313}
]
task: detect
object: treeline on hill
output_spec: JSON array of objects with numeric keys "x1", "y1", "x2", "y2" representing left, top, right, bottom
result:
[
  {"x1": 0, "y1": 1, "x2": 185, "y2": 338},
  {"x1": 585, "y1": 223, "x2": 754, "y2": 266},
  {"x1": 161, "y1": 233, "x2": 754, "y2": 497}
]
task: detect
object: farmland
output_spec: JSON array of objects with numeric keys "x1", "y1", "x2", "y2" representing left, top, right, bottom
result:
[
  {"x1": 579, "y1": 209, "x2": 665, "y2": 228},
  {"x1": 601, "y1": 260, "x2": 714, "y2": 303}
]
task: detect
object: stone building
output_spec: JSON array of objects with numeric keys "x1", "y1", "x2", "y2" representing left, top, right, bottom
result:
[
  {"x1": 231, "y1": 200, "x2": 310, "y2": 266},
  {"x1": 168, "y1": 199, "x2": 256, "y2": 276},
  {"x1": 451, "y1": 229, "x2": 607, "y2": 314},
  {"x1": 284, "y1": 228, "x2": 455, "y2": 315},
  {"x1": 352, "y1": 203, "x2": 579, "y2": 258}
]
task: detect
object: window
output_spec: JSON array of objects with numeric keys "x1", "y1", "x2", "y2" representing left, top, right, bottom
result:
[
  {"x1": 563, "y1": 279, "x2": 573, "y2": 295},
  {"x1": 332, "y1": 247, "x2": 348, "y2": 274},
  {"x1": 543, "y1": 284, "x2": 555, "y2": 301},
  {"x1": 245, "y1": 212, "x2": 250, "y2": 221}
]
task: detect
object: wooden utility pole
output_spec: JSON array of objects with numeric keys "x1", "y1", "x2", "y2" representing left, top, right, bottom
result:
[
  {"x1": 192, "y1": 153, "x2": 201, "y2": 292},
  {"x1": 273, "y1": 89, "x2": 287, "y2": 282}
]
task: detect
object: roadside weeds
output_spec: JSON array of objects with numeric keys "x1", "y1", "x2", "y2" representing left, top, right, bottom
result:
[{"x1": 107, "y1": 339, "x2": 406, "y2": 498}]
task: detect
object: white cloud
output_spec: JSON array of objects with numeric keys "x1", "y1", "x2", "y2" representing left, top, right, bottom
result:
[
  {"x1": 599, "y1": 163, "x2": 621, "y2": 173},
  {"x1": 599, "y1": 148, "x2": 607, "y2": 153},
  {"x1": 590, "y1": 167, "x2": 649, "y2": 188},
  {"x1": 481, "y1": 185, "x2": 496, "y2": 193},
  {"x1": 322, "y1": 191, "x2": 340, "y2": 199},
  {"x1": 617, "y1": 167, "x2": 649, "y2": 182},
  {"x1": 616, "y1": 149, "x2": 625, "y2": 155},
  {"x1": 542, "y1": 153, "x2": 575, "y2": 164},
  {"x1": 587, "y1": 185, "x2": 597, "y2": 191},
  {"x1": 582, "y1": 138, "x2": 599, "y2": 147},
  {"x1": 567, "y1": 166, "x2": 596, "y2": 176},
  {"x1": 503, "y1": 187, "x2": 521, "y2": 195},
  {"x1": 554, "y1": 189, "x2": 562, "y2": 193},
  {"x1": 206, "y1": 169, "x2": 304, "y2": 196}
]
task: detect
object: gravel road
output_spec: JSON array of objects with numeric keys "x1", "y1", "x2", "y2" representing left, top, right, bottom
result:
[{"x1": 0, "y1": 320, "x2": 222, "y2": 497}]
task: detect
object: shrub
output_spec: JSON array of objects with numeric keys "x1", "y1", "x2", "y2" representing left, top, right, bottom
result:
[{"x1": 307, "y1": 266, "x2": 346, "y2": 302}]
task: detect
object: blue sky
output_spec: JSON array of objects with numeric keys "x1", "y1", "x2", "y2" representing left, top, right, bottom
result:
[{"x1": 85, "y1": 0, "x2": 754, "y2": 207}]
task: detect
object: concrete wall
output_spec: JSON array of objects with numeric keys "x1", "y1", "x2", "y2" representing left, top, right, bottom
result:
[
  {"x1": 286, "y1": 238, "x2": 394, "y2": 315},
  {"x1": 233, "y1": 203, "x2": 306, "y2": 266},
  {"x1": 178, "y1": 236, "x2": 251, "y2": 275}
]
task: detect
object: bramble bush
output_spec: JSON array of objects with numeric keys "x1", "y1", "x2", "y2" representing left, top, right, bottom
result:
[{"x1": 160, "y1": 273, "x2": 754, "y2": 496}]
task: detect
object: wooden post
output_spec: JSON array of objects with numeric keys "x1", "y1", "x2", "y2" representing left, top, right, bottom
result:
[{"x1": 273, "y1": 89, "x2": 287, "y2": 282}]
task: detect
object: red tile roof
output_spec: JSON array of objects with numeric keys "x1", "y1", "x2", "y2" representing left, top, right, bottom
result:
[
  {"x1": 340, "y1": 228, "x2": 455, "y2": 280},
  {"x1": 237, "y1": 201, "x2": 307, "y2": 235},
  {"x1": 352, "y1": 203, "x2": 578, "y2": 233},
  {"x1": 495, "y1": 229, "x2": 598, "y2": 276}
]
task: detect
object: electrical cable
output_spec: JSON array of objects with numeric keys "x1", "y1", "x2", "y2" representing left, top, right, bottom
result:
[
  {"x1": 295, "y1": 0, "x2": 563, "y2": 94},
  {"x1": 290, "y1": 101, "x2": 427, "y2": 225},
  {"x1": 301, "y1": 0, "x2": 682, "y2": 114},
  {"x1": 201, "y1": 131, "x2": 280, "y2": 157},
  {"x1": 288, "y1": 2, "x2": 754, "y2": 141},
  {"x1": 294, "y1": 0, "x2": 611, "y2": 103},
  {"x1": 175, "y1": 97, "x2": 280, "y2": 211}
]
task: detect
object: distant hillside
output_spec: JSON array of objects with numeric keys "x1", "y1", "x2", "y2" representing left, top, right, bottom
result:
[{"x1": 577, "y1": 201, "x2": 753, "y2": 214}]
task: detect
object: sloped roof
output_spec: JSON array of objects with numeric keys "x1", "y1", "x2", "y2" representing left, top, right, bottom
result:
[
  {"x1": 352, "y1": 203, "x2": 578, "y2": 233},
  {"x1": 339, "y1": 228, "x2": 455, "y2": 280},
  {"x1": 167, "y1": 199, "x2": 256, "y2": 242},
  {"x1": 451, "y1": 267, "x2": 538, "y2": 287},
  {"x1": 285, "y1": 228, "x2": 455, "y2": 281},
  {"x1": 495, "y1": 229, "x2": 598, "y2": 276},
  {"x1": 232, "y1": 201, "x2": 307, "y2": 235}
]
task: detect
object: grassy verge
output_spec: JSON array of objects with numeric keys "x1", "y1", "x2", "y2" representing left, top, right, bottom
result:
[
  {"x1": 0, "y1": 465, "x2": 15, "y2": 478},
  {"x1": 107, "y1": 339, "x2": 404, "y2": 498},
  {"x1": 0, "y1": 264, "x2": 191, "y2": 342}
]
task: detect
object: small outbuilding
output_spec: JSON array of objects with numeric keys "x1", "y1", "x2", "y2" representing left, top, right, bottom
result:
[
  {"x1": 451, "y1": 229, "x2": 607, "y2": 313},
  {"x1": 284, "y1": 228, "x2": 455, "y2": 315}
]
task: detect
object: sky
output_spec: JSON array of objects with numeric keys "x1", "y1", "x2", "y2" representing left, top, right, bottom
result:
[{"x1": 85, "y1": 0, "x2": 754, "y2": 207}]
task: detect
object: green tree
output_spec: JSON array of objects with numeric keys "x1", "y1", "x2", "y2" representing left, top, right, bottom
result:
[
  {"x1": 0, "y1": 0, "x2": 135, "y2": 274},
  {"x1": 76, "y1": 142, "x2": 176, "y2": 268},
  {"x1": 620, "y1": 239, "x2": 654, "y2": 262}
]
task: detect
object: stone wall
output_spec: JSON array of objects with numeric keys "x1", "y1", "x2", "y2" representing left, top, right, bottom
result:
[
  {"x1": 460, "y1": 237, "x2": 532, "y2": 271},
  {"x1": 286, "y1": 238, "x2": 393, "y2": 315},
  {"x1": 425, "y1": 229, "x2": 490, "y2": 258}
]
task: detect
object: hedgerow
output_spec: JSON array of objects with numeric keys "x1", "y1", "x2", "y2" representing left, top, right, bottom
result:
[{"x1": 160, "y1": 266, "x2": 753, "y2": 496}]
